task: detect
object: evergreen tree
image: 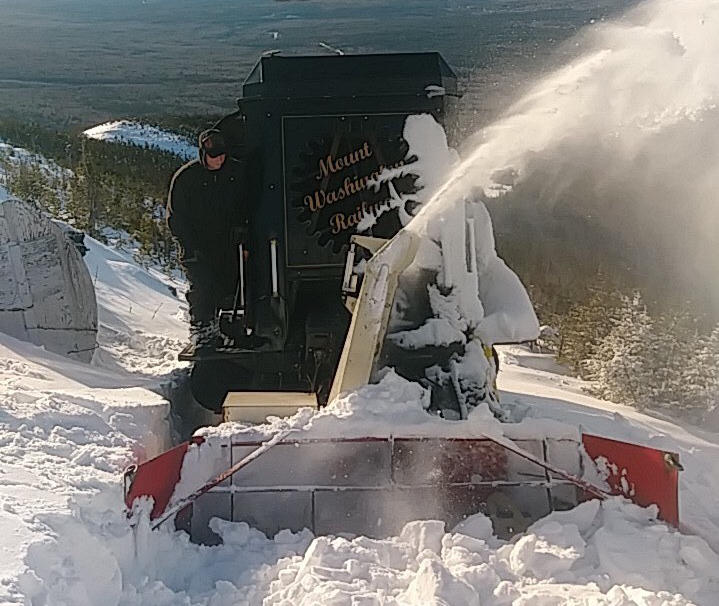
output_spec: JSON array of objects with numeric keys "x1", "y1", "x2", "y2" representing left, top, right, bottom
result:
[
  {"x1": 557, "y1": 272, "x2": 622, "y2": 374},
  {"x1": 0, "y1": 119, "x2": 183, "y2": 269},
  {"x1": 1, "y1": 158, "x2": 65, "y2": 216},
  {"x1": 682, "y1": 324, "x2": 719, "y2": 413},
  {"x1": 645, "y1": 309, "x2": 698, "y2": 410},
  {"x1": 585, "y1": 292, "x2": 654, "y2": 409}
]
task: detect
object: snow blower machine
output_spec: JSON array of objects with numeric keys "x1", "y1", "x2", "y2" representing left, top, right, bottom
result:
[{"x1": 124, "y1": 52, "x2": 682, "y2": 544}]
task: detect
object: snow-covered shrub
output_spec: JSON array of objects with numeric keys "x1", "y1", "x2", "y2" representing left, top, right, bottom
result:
[
  {"x1": 680, "y1": 326, "x2": 719, "y2": 414},
  {"x1": 583, "y1": 292, "x2": 656, "y2": 409},
  {"x1": 556, "y1": 274, "x2": 623, "y2": 373},
  {"x1": 577, "y1": 292, "x2": 719, "y2": 417}
]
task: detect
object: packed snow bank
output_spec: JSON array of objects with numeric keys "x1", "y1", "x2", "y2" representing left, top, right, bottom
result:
[
  {"x1": 83, "y1": 121, "x2": 196, "y2": 160},
  {"x1": 0, "y1": 331, "x2": 172, "y2": 604},
  {"x1": 194, "y1": 368, "x2": 579, "y2": 446},
  {"x1": 0, "y1": 197, "x2": 98, "y2": 363},
  {"x1": 0, "y1": 137, "x2": 188, "y2": 374},
  {"x1": 5, "y1": 227, "x2": 713, "y2": 606},
  {"x1": 160, "y1": 347, "x2": 719, "y2": 606},
  {"x1": 4, "y1": 330, "x2": 719, "y2": 604}
]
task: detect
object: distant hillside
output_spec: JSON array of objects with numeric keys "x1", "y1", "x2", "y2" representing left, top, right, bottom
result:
[{"x1": 0, "y1": 0, "x2": 633, "y2": 129}]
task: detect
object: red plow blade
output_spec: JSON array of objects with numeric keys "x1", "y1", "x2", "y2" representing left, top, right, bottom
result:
[
  {"x1": 582, "y1": 434, "x2": 680, "y2": 527},
  {"x1": 124, "y1": 433, "x2": 680, "y2": 543}
]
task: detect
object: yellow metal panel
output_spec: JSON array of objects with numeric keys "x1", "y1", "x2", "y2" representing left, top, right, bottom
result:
[{"x1": 222, "y1": 391, "x2": 318, "y2": 424}]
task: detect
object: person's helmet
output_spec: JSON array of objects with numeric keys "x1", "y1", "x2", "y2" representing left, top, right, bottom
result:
[{"x1": 198, "y1": 129, "x2": 227, "y2": 167}]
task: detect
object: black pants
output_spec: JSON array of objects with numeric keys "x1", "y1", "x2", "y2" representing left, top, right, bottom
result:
[{"x1": 184, "y1": 262, "x2": 228, "y2": 325}]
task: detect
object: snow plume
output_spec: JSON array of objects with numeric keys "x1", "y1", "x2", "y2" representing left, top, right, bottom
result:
[{"x1": 423, "y1": 0, "x2": 719, "y2": 311}]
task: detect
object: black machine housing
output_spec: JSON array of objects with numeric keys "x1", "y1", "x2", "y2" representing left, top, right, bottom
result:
[{"x1": 183, "y1": 52, "x2": 459, "y2": 411}]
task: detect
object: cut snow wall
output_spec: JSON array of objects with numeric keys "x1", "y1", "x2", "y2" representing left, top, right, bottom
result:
[{"x1": 0, "y1": 198, "x2": 97, "y2": 362}]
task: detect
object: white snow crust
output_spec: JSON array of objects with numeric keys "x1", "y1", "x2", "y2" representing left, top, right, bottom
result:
[
  {"x1": 83, "y1": 120, "x2": 196, "y2": 160},
  {"x1": 5, "y1": 234, "x2": 717, "y2": 605},
  {"x1": 162, "y1": 347, "x2": 719, "y2": 606},
  {"x1": 83, "y1": 236, "x2": 189, "y2": 377}
]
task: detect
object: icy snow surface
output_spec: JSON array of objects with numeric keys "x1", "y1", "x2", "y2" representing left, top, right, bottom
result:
[
  {"x1": 2, "y1": 232, "x2": 718, "y2": 605},
  {"x1": 83, "y1": 120, "x2": 196, "y2": 160},
  {"x1": 5, "y1": 331, "x2": 719, "y2": 604},
  {"x1": 171, "y1": 346, "x2": 719, "y2": 606},
  {"x1": 83, "y1": 236, "x2": 189, "y2": 377}
]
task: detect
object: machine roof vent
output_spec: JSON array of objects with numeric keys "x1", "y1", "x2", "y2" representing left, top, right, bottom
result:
[{"x1": 241, "y1": 52, "x2": 458, "y2": 99}]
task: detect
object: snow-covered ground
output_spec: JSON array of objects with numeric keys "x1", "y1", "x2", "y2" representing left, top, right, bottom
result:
[
  {"x1": 0, "y1": 119, "x2": 716, "y2": 606},
  {"x1": 498, "y1": 346, "x2": 719, "y2": 555},
  {"x1": 84, "y1": 236, "x2": 188, "y2": 378},
  {"x1": 1, "y1": 162, "x2": 719, "y2": 604},
  {"x1": 0, "y1": 140, "x2": 72, "y2": 186},
  {"x1": 2, "y1": 233, "x2": 719, "y2": 605},
  {"x1": 82, "y1": 121, "x2": 196, "y2": 161}
]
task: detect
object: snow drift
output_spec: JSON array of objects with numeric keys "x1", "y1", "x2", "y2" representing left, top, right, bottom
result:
[
  {"x1": 2, "y1": 0, "x2": 719, "y2": 602},
  {"x1": 0, "y1": 198, "x2": 97, "y2": 363}
]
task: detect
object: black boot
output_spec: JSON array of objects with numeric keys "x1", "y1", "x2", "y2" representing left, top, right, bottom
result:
[{"x1": 189, "y1": 319, "x2": 220, "y2": 351}]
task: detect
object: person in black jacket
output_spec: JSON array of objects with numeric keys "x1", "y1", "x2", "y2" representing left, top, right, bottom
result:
[{"x1": 167, "y1": 129, "x2": 248, "y2": 348}]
